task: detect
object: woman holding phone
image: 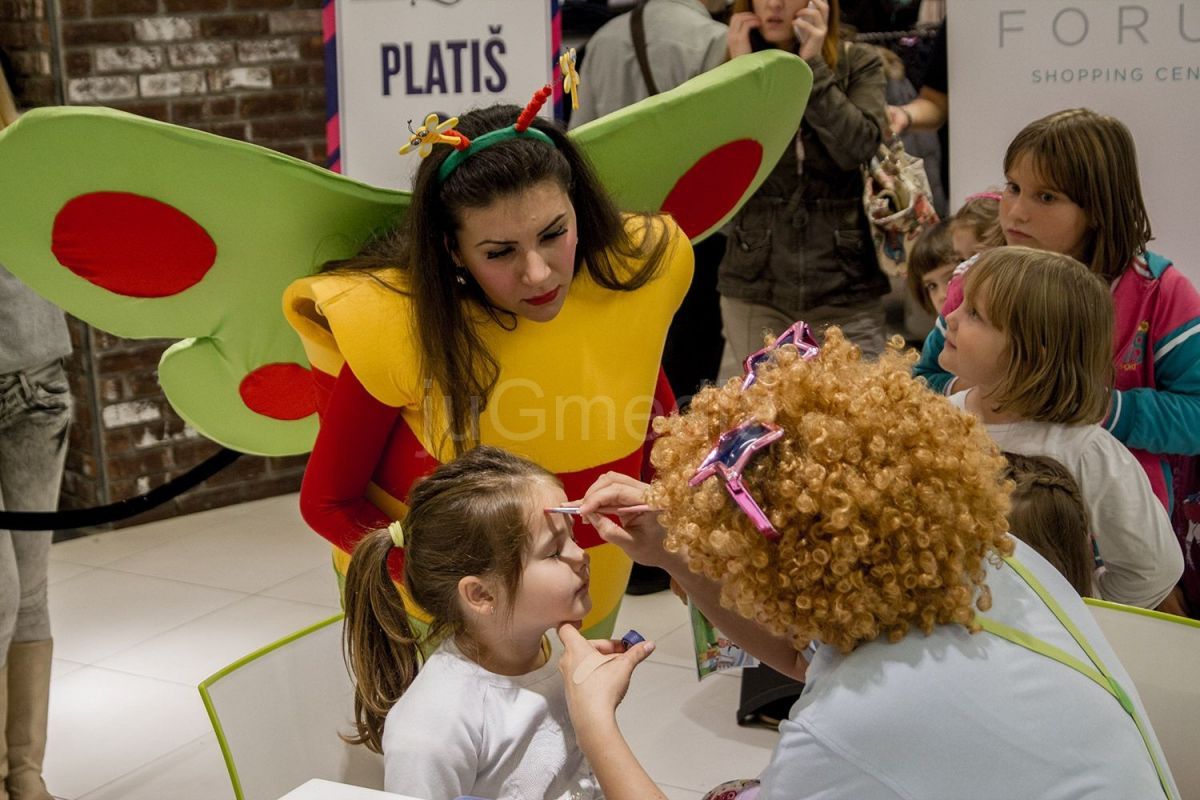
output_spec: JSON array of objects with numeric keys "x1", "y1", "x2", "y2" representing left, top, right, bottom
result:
[{"x1": 719, "y1": 0, "x2": 888, "y2": 369}]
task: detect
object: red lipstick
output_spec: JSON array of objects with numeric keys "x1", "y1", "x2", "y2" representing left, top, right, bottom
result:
[{"x1": 526, "y1": 287, "x2": 560, "y2": 306}]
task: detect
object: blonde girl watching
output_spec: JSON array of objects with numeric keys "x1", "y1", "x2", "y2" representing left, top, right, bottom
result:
[{"x1": 941, "y1": 247, "x2": 1182, "y2": 611}]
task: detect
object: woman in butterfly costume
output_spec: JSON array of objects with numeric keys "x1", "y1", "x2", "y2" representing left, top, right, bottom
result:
[
  {"x1": 0, "y1": 51, "x2": 812, "y2": 637},
  {"x1": 285, "y1": 76, "x2": 692, "y2": 634}
]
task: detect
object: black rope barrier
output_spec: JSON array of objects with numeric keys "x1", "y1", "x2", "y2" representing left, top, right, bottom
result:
[{"x1": 0, "y1": 447, "x2": 243, "y2": 530}]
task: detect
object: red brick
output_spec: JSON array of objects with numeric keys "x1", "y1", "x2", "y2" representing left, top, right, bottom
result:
[
  {"x1": 170, "y1": 97, "x2": 206, "y2": 123},
  {"x1": 117, "y1": 99, "x2": 171, "y2": 121},
  {"x1": 92, "y1": 0, "x2": 157, "y2": 16},
  {"x1": 234, "y1": 471, "x2": 304, "y2": 502},
  {"x1": 98, "y1": 337, "x2": 170, "y2": 357},
  {"x1": 108, "y1": 473, "x2": 170, "y2": 503},
  {"x1": 62, "y1": 20, "x2": 135, "y2": 46},
  {"x1": 233, "y1": 0, "x2": 291, "y2": 10},
  {"x1": 108, "y1": 448, "x2": 170, "y2": 480},
  {"x1": 206, "y1": 95, "x2": 235, "y2": 115},
  {"x1": 164, "y1": 0, "x2": 227, "y2": 11},
  {"x1": 251, "y1": 114, "x2": 322, "y2": 139},
  {"x1": 18, "y1": 80, "x2": 51, "y2": 107},
  {"x1": 121, "y1": 370, "x2": 164, "y2": 399},
  {"x1": 195, "y1": 120, "x2": 249, "y2": 140},
  {"x1": 163, "y1": 444, "x2": 223, "y2": 477},
  {"x1": 238, "y1": 90, "x2": 301, "y2": 117},
  {"x1": 297, "y1": 33, "x2": 322, "y2": 60},
  {"x1": 102, "y1": 426, "x2": 136, "y2": 452},
  {"x1": 270, "y1": 142, "x2": 308, "y2": 160},
  {"x1": 202, "y1": 452, "x2": 267, "y2": 486},
  {"x1": 64, "y1": 49, "x2": 91, "y2": 77},
  {"x1": 267, "y1": 453, "x2": 309, "y2": 472},
  {"x1": 59, "y1": 0, "x2": 85, "y2": 16},
  {"x1": 61, "y1": 475, "x2": 101, "y2": 508},
  {"x1": 98, "y1": 348, "x2": 166, "y2": 374},
  {"x1": 10, "y1": 49, "x2": 51, "y2": 76},
  {"x1": 67, "y1": 425, "x2": 93, "y2": 453},
  {"x1": 0, "y1": 21, "x2": 50, "y2": 46},
  {"x1": 199, "y1": 13, "x2": 266, "y2": 37},
  {"x1": 301, "y1": 86, "x2": 323, "y2": 110},
  {"x1": 267, "y1": 63, "x2": 307, "y2": 86}
]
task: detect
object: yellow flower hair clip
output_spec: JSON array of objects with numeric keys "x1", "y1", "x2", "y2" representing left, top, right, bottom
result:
[
  {"x1": 387, "y1": 520, "x2": 406, "y2": 548},
  {"x1": 559, "y1": 48, "x2": 580, "y2": 111},
  {"x1": 399, "y1": 113, "x2": 462, "y2": 157}
]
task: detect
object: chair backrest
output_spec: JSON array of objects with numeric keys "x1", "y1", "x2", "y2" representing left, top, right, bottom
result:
[
  {"x1": 199, "y1": 613, "x2": 384, "y2": 800},
  {"x1": 1084, "y1": 598, "x2": 1200, "y2": 797}
]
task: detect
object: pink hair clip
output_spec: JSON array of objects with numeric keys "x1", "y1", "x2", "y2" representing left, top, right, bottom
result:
[{"x1": 964, "y1": 191, "x2": 1003, "y2": 203}]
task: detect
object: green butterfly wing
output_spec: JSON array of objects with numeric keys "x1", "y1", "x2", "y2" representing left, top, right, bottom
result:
[
  {"x1": 0, "y1": 52, "x2": 809, "y2": 457},
  {"x1": 571, "y1": 50, "x2": 812, "y2": 241},
  {"x1": 0, "y1": 106, "x2": 407, "y2": 455}
]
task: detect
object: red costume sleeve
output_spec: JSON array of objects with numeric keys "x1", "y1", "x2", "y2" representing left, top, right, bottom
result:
[
  {"x1": 641, "y1": 367, "x2": 677, "y2": 482},
  {"x1": 299, "y1": 363, "x2": 398, "y2": 555}
]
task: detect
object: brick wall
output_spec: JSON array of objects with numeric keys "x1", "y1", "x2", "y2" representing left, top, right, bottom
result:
[
  {"x1": 3, "y1": 0, "x2": 322, "y2": 528},
  {"x1": 59, "y1": 319, "x2": 309, "y2": 528}
]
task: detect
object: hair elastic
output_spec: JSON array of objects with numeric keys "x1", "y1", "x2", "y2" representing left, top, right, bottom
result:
[{"x1": 388, "y1": 520, "x2": 405, "y2": 549}]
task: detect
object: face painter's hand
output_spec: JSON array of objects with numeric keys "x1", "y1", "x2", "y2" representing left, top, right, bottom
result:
[
  {"x1": 556, "y1": 623, "x2": 655, "y2": 738},
  {"x1": 576, "y1": 473, "x2": 673, "y2": 569}
]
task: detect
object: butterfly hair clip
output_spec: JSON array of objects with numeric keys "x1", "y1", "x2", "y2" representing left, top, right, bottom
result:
[
  {"x1": 559, "y1": 47, "x2": 580, "y2": 111},
  {"x1": 398, "y1": 112, "x2": 466, "y2": 158}
]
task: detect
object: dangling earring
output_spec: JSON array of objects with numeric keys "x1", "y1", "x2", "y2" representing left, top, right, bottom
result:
[{"x1": 455, "y1": 270, "x2": 467, "y2": 286}]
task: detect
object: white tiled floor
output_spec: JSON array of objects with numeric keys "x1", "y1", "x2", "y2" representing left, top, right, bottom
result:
[{"x1": 45, "y1": 493, "x2": 777, "y2": 800}]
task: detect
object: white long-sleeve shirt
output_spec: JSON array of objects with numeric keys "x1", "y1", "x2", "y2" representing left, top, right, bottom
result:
[
  {"x1": 951, "y1": 390, "x2": 1183, "y2": 608},
  {"x1": 382, "y1": 636, "x2": 601, "y2": 800}
]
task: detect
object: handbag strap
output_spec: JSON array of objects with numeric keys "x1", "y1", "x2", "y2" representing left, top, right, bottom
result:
[{"x1": 631, "y1": 0, "x2": 660, "y2": 96}]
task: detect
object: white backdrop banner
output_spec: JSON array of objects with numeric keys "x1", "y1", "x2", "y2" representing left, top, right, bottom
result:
[
  {"x1": 329, "y1": 0, "x2": 557, "y2": 191},
  {"x1": 948, "y1": 0, "x2": 1200, "y2": 283}
]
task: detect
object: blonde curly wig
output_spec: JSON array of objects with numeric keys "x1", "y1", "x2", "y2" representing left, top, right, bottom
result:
[{"x1": 648, "y1": 328, "x2": 1014, "y2": 654}]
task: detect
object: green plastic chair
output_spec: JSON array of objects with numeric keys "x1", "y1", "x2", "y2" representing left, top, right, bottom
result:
[
  {"x1": 1084, "y1": 598, "x2": 1200, "y2": 797},
  {"x1": 198, "y1": 613, "x2": 383, "y2": 800}
]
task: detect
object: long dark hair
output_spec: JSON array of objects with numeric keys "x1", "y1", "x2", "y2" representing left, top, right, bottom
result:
[
  {"x1": 325, "y1": 104, "x2": 672, "y2": 454},
  {"x1": 341, "y1": 446, "x2": 559, "y2": 754}
]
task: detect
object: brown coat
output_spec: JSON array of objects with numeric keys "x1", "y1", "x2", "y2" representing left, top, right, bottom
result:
[{"x1": 718, "y1": 43, "x2": 888, "y2": 313}]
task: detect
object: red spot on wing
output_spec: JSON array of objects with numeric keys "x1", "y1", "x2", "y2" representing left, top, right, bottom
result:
[
  {"x1": 52, "y1": 192, "x2": 217, "y2": 297},
  {"x1": 239, "y1": 363, "x2": 318, "y2": 420},
  {"x1": 660, "y1": 139, "x2": 764, "y2": 238}
]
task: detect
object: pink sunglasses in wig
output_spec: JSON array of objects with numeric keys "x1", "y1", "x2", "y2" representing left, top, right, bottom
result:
[{"x1": 692, "y1": 322, "x2": 820, "y2": 540}]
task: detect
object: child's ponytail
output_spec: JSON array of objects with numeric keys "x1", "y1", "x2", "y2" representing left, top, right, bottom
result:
[{"x1": 342, "y1": 528, "x2": 422, "y2": 754}]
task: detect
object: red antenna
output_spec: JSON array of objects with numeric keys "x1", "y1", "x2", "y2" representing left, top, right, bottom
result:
[
  {"x1": 515, "y1": 84, "x2": 552, "y2": 132},
  {"x1": 450, "y1": 131, "x2": 471, "y2": 150}
]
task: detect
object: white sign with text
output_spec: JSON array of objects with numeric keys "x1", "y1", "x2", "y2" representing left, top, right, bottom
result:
[
  {"x1": 948, "y1": 0, "x2": 1200, "y2": 282},
  {"x1": 333, "y1": 0, "x2": 554, "y2": 190}
]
